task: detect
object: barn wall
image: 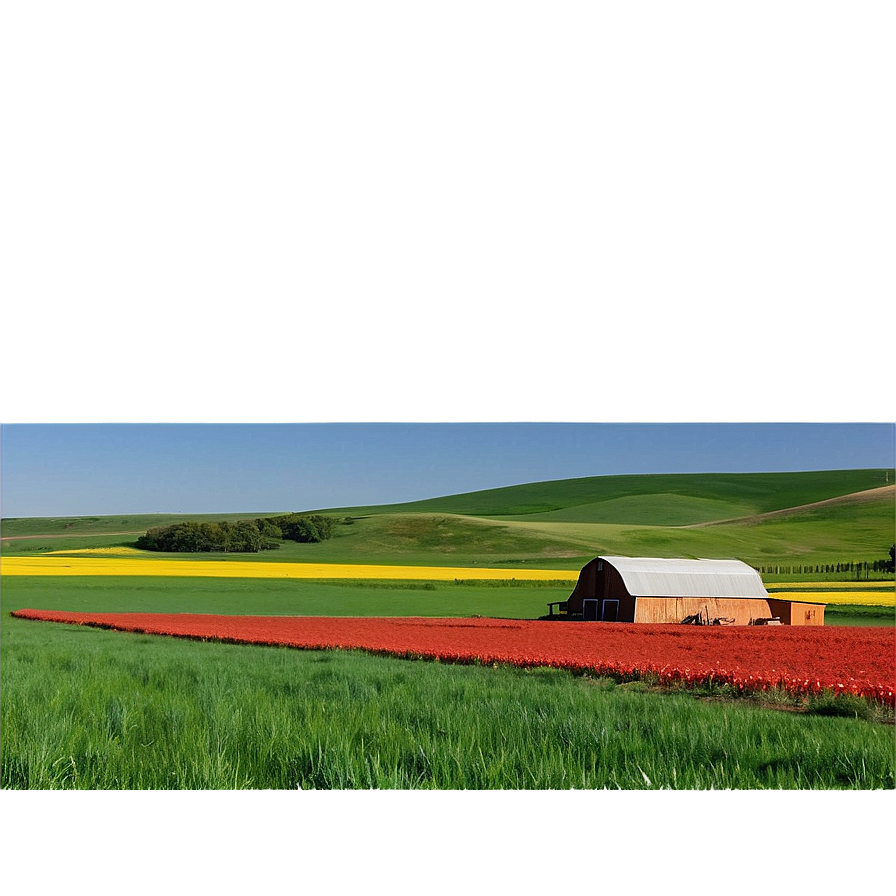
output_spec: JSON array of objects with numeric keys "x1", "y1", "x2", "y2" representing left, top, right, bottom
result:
[
  {"x1": 566, "y1": 560, "x2": 600, "y2": 614},
  {"x1": 567, "y1": 561, "x2": 636, "y2": 620},
  {"x1": 767, "y1": 598, "x2": 825, "y2": 626},
  {"x1": 633, "y1": 597, "x2": 772, "y2": 626},
  {"x1": 605, "y1": 565, "x2": 635, "y2": 621},
  {"x1": 567, "y1": 558, "x2": 798, "y2": 625}
]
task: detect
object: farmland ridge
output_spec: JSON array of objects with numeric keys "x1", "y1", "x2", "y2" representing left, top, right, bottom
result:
[
  {"x1": 2, "y1": 468, "x2": 893, "y2": 573},
  {"x1": 680, "y1": 485, "x2": 895, "y2": 528}
]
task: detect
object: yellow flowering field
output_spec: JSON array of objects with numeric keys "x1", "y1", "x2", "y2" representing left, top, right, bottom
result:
[
  {"x1": 0, "y1": 556, "x2": 579, "y2": 582},
  {"x1": 768, "y1": 581, "x2": 894, "y2": 607},
  {"x1": 770, "y1": 591, "x2": 894, "y2": 607},
  {"x1": 4, "y1": 557, "x2": 889, "y2": 604}
]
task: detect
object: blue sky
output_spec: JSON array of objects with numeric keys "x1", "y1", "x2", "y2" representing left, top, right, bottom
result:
[
  {"x1": 1, "y1": 422, "x2": 892, "y2": 518},
  {"x1": 3, "y1": 6, "x2": 891, "y2": 525}
]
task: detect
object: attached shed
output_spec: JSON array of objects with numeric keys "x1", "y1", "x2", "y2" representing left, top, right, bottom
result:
[
  {"x1": 564, "y1": 556, "x2": 775, "y2": 625},
  {"x1": 766, "y1": 598, "x2": 825, "y2": 626}
]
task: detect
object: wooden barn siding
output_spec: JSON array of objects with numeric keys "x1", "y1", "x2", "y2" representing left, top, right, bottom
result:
[
  {"x1": 633, "y1": 597, "x2": 772, "y2": 626},
  {"x1": 767, "y1": 598, "x2": 825, "y2": 626},
  {"x1": 605, "y1": 566, "x2": 635, "y2": 621},
  {"x1": 566, "y1": 560, "x2": 599, "y2": 614},
  {"x1": 564, "y1": 560, "x2": 820, "y2": 625},
  {"x1": 567, "y1": 563, "x2": 636, "y2": 620}
]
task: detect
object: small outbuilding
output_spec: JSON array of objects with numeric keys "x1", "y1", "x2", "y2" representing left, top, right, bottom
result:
[
  {"x1": 557, "y1": 555, "x2": 821, "y2": 626},
  {"x1": 766, "y1": 598, "x2": 825, "y2": 626}
]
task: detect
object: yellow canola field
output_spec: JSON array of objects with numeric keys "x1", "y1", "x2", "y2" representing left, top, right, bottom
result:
[
  {"x1": 770, "y1": 591, "x2": 894, "y2": 607},
  {"x1": 0, "y1": 556, "x2": 579, "y2": 582},
  {"x1": 3, "y1": 558, "x2": 888, "y2": 604}
]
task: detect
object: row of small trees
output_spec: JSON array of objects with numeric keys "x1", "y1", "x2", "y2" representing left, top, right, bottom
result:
[
  {"x1": 135, "y1": 514, "x2": 339, "y2": 553},
  {"x1": 755, "y1": 546, "x2": 895, "y2": 577}
]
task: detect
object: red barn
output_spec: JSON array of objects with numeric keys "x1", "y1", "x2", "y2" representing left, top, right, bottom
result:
[{"x1": 562, "y1": 556, "x2": 783, "y2": 625}]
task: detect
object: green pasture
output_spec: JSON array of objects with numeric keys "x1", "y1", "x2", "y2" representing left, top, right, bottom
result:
[
  {"x1": 0, "y1": 511, "x2": 278, "y2": 539},
  {"x1": 0, "y1": 575, "x2": 569, "y2": 620},
  {"x1": 3, "y1": 504, "x2": 893, "y2": 577},
  {"x1": 2, "y1": 572, "x2": 892, "y2": 625},
  {"x1": 823, "y1": 605, "x2": 894, "y2": 627},
  {"x1": 3, "y1": 468, "x2": 893, "y2": 575},
  {"x1": 319, "y1": 468, "x2": 893, "y2": 521}
]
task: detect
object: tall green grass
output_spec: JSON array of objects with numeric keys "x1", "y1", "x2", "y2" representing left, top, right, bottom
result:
[
  {"x1": 823, "y1": 605, "x2": 895, "y2": 627},
  {"x1": 3, "y1": 616, "x2": 892, "y2": 790}
]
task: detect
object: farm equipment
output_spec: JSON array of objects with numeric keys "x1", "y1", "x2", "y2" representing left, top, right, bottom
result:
[{"x1": 680, "y1": 607, "x2": 735, "y2": 626}]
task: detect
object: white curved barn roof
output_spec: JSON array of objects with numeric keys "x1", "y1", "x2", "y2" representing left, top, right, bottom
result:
[{"x1": 600, "y1": 556, "x2": 768, "y2": 598}]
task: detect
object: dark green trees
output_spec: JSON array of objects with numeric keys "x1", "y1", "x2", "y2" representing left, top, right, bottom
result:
[
  {"x1": 136, "y1": 514, "x2": 337, "y2": 553},
  {"x1": 275, "y1": 513, "x2": 336, "y2": 543}
]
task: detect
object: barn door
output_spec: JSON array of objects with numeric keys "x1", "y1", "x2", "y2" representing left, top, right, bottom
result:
[
  {"x1": 601, "y1": 599, "x2": 619, "y2": 622},
  {"x1": 583, "y1": 599, "x2": 599, "y2": 621}
]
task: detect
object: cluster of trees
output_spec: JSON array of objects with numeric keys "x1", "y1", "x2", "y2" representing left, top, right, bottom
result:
[
  {"x1": 136, "y1": 514, "x2": 338, "y2": 553},
  {"x1": 273, "y1": 513, "x2": 337, "y2": 543}
]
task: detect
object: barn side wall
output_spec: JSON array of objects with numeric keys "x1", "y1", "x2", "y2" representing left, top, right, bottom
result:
[
  {"x1": 596, "y1": 567, "x2": 635, "y2": 621},
  {"x1": 566, "y1": 560, "x2": 599, "y2": 614},
  {"x1": 633, "y1": 597, "x2": 772, "y2": 626},
  {"x1": 767, "y1": 598, "x2": 825, "y2": 626},
  {"x1": 567, "y1": 562, "x2": 636, "y2": 620}
]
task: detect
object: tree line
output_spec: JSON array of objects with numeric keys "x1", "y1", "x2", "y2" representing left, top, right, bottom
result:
[
  {"x1": 755, "y1": 546, "x2": 895, "y2": 578},
  {"x1": 135, "y1": 514, "x2": 339, "y2": 553}
]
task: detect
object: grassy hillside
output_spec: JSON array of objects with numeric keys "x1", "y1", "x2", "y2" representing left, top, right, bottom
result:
[
  {"x1": 321, "y1": 469, "x2": 894, "y2": 523},
  {"x1": 2, "y1": 469, "x2": 893, "y2": 574},
  {"x1": 0, "y1": 511, "x2": 287, "y2": 539}
]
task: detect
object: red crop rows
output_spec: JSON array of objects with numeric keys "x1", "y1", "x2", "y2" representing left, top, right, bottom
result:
[{"x1": 12, "y1": 610, "x2": 895, "y2": 704}]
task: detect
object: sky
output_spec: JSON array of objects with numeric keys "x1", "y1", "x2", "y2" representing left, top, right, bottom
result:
[
  {"x1": 1, "y1": 422, "x2": 892, "y2": 518},
  {"x1": 3, "y1": 5, "x2": 892, "y2": 523}
]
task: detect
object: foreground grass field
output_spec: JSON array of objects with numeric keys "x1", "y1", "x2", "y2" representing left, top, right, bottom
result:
[
  {"x1": 3, "y1": 613, "x2": 893, "y2": 789},
  {"x1": 2, "y1": 571, "x2": 894, "y2": 789}
]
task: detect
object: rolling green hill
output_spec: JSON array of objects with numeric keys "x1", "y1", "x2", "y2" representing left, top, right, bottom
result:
[
  {"x1": 321, "y1": 469, "x2": 893, "y2": 523},
  {"x1": 2, "y1": 469, "x2": 893, "y2": 575}
]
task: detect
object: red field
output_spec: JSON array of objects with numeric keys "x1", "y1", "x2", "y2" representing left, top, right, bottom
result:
[{"x1": 12, "y1": 610, "x2": 895, "y2": 704}]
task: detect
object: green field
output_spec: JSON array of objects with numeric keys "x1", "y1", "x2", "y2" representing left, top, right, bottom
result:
[
  {"x1": 319, "y1": 468, "x2": 892, "y2": 520},
  {"x1": 2, "y1": 468, "x2": 894, "y2": 790},
  {"x1": 4, "y1": 468, "x2": 893, "y2": 573},
  {"x1": 0, "y1": 575, "x2": 568, "y2": 620}
]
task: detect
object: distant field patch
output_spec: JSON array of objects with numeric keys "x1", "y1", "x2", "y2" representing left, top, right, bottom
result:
[
  {"x1": 770, "y1": 591, "x2": 894, "y2": 608},
  {"x1": 771, "y1": 581, "x2": 894, "y2": 590},
  {"x1": 0, "y1": 556, "x2": 579, "y2": 581},
  {"x1": 44, "y1": 546, "x2": 143, "y2": 556},
  {"x1": 768, "y1": 582, "x2": 894, "y2": 607}
]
